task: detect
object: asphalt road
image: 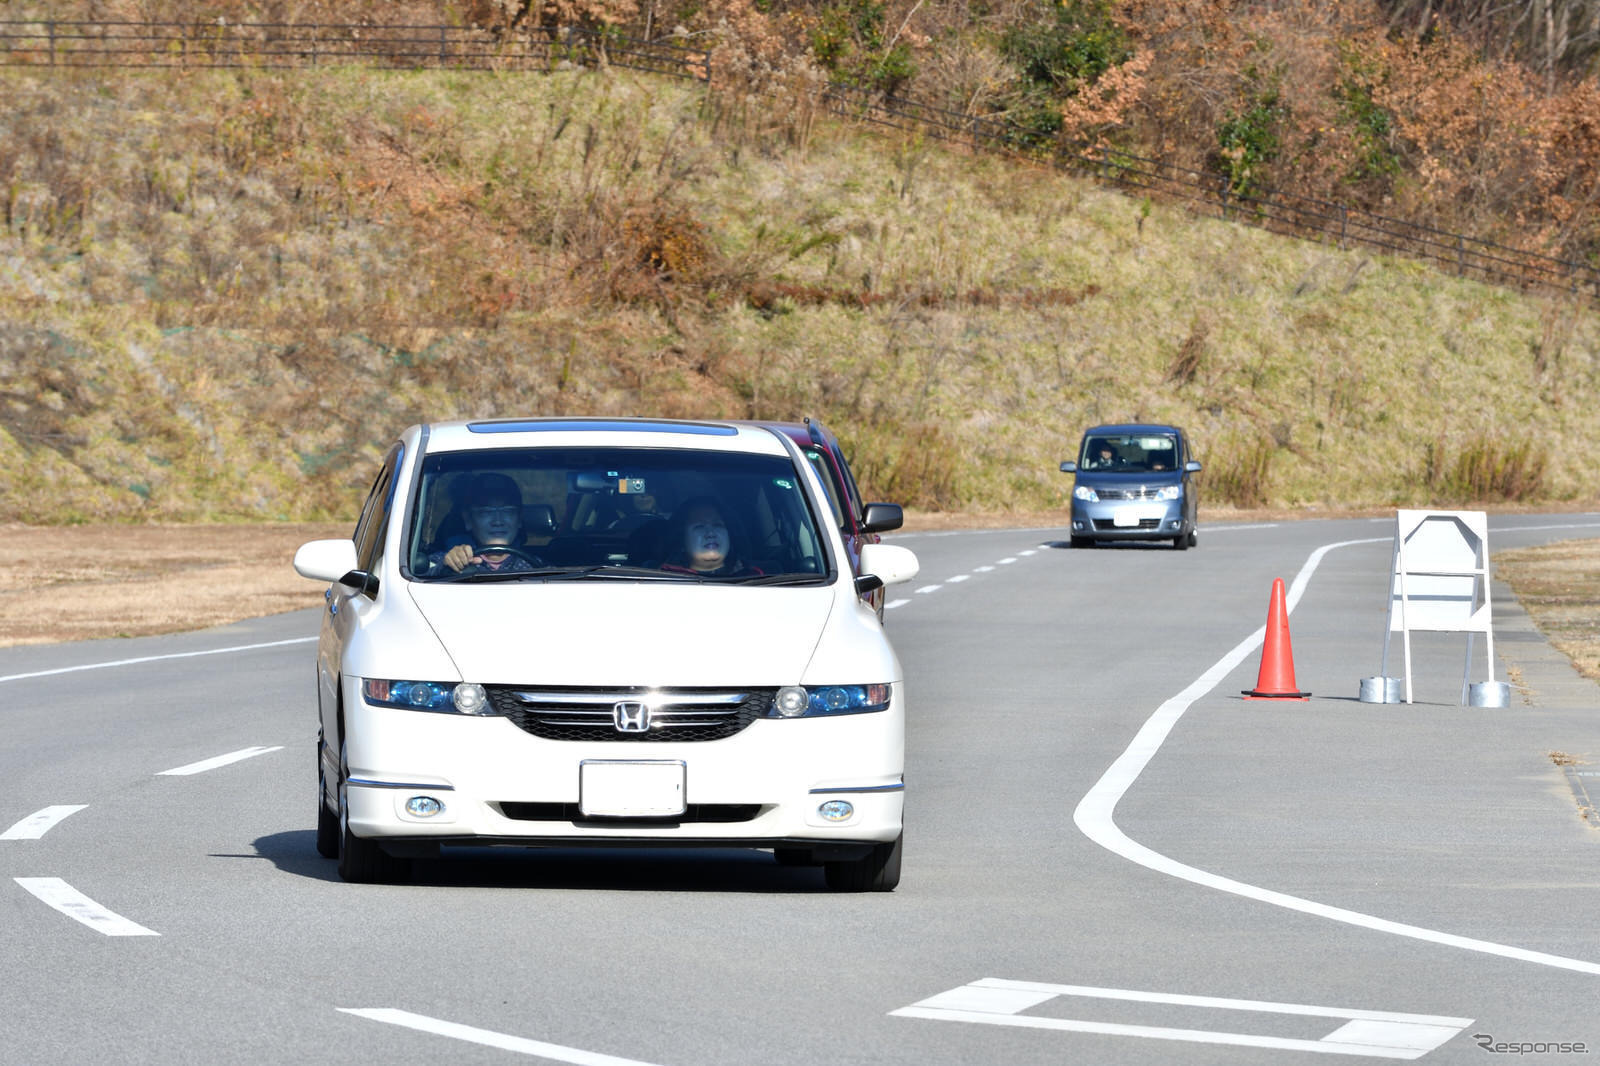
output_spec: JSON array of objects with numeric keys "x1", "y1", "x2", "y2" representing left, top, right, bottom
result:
[{"x1": 3, "y1": 514, "x2": 1600, "y2": 1065}]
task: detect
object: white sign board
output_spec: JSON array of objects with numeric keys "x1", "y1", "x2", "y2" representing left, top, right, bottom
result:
[{"x1": 1382, "y1": 510, "x2": 1495, "y2": 703}]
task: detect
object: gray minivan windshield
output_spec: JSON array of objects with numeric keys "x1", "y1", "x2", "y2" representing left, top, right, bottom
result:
[{"x1": 1079, "y1": 434, "x2": 1180, "y2": 473}]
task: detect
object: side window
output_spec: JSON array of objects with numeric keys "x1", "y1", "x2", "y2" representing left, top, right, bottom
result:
[
  {"x1": 832, "y1": 444, "x2": 868, "y2": 519},
  {"x1": 352, "y1": 445, "x2": 403, "y2": 572},
  {"x1": 801, "y1": 447, "x2": 846, "y2": 529}
]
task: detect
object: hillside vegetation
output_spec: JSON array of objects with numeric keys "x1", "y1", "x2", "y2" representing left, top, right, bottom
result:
[{"x1": 2, "y1": 60, "x2": 1599, "y2": 523}]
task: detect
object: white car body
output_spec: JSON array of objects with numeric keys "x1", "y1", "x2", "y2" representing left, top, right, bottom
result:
[{"x1": 294, "y1": 418, "x2": 919, "y2": 890}]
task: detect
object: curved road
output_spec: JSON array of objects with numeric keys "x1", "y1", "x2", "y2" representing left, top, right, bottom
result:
[{"x1": 3, "y1": 514, "x2": 1599, "y2": 1065}]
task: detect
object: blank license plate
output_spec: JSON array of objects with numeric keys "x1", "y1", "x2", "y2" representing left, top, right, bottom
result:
[
  {"x1": 579, "y1": 760, "x2": 686, "y2": 817},
  {"x1": 1112, "y1": 510, "x2": 1142, "y2": 527}
]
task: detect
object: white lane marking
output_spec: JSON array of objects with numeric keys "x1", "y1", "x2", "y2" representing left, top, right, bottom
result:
[
  {"x1": 945, "y1": 574, "x2": 971, "y2": 583},
  {"x1": 914, "y1": 585, "x2": 943, "y2": 595},
  {"x1": 892, "y1": 978, "x2": 1471, "y2": 1060},
  {"x1": 14, "y1": 877, "x2": 160, "y2": 936},
  {"x1": 339, "y1": 1008, "x2": 667, "y2": 1065},
  {"x1": 0, "y1": 636, "x2": 317, "y2": 685},
  {"x1": 1074, "y1": 534, "x2": 1600, "y2": 976},
  {"x1": 885, "y1": 599, "x2": 910, "y2": 610},
  {"x1": 973, "y1": 565, "x2": 995, "y2": 573},
  {"x1": 998, "y1": 557, "x2": 1018, "y2": 564},
  {"x1": 157, "y1": 745, "x2": 283, "y2": 777},
  {"x1": 1, "y1": 805, "x2": 88, "y2": 840},
  {"x1": 1019, "y1": 549, "x2": 1037, "y2": 556}
]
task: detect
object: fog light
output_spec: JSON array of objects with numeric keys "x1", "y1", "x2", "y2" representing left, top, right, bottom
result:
[
  {"x1": 405, "y1": 795, "x2": 445, "y2": 818},
  {"x1": 817, "y1": 800, "x2": 854, "y2": 822}
]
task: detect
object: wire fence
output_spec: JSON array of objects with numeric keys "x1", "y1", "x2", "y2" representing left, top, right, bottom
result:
[
  {"x1": 0, "y1": 19, "x2": 709, "y2": 79},
  {"x1": 3, "y1": 17, "x2": 1596, "y2": 301}
]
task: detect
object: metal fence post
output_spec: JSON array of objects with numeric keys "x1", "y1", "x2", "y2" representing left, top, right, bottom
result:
[
  {"x1": 48, "y1": 20, "x2": 56, "y2": 66},
  {"x1": 439, "y1": 25, "x2": 447, "y2": 66}
]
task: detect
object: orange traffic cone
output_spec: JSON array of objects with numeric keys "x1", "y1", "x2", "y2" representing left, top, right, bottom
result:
[{"x1": 1242, "y1": 577, "x2": 1311, "y2": 700}]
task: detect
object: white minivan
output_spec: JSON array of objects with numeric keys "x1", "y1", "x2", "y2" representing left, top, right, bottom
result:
[{"x1": 293, "y1": 418, "x2": 919, "y2": 890}]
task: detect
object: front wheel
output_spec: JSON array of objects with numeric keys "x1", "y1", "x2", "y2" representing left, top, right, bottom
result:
[
  {"x1": 1069, "y1": 536, "x2": 1091, "y2": 549},
  {"x1": 315, "y1": 738, "x2": 338, "y2": 859},
  {"x1": 336, "y1": 744, "x2": 411, "y2": 884},
  {"x1": 823, "y1": 834, "x2": 902, "y2": 892}
]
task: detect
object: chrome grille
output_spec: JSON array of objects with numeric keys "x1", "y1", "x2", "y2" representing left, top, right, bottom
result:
[
  {"x1": 487, "y1": 687, "x2": 772, "y2": 742},
  {"x1": 1098, "y1": 487, "x2": 1161, "y2": 500}
]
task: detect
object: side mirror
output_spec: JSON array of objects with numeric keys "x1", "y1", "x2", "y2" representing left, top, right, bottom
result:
[
  {"x1": 293, "y1": 539, "x2": 372, "y2": 592},
  {"x1": 1185, "y1": 460, "x2": 1202, "y2": 473},
  {"x1": 861, "y1": 502, "x2": 904, "y2": 534},
  {"x1": 857, "y1": 543, "x2": 919, "y2": 589},
  {"x1": 1059, "y1": 461, "x2": 1077, "y2": 473}
]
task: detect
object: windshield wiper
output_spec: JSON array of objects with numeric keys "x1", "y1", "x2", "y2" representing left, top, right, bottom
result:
[
  {"x1": 437, "y1": 565, "x2": 686, "y2": 583},
  {"x1": 727, "y1": 573, "x2": 828, "y2": 586}
]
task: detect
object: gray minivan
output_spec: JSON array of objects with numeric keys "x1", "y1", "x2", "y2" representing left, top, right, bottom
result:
[{"x1": 1058, "y1": 423, "x2": 1201, "y2": 550}]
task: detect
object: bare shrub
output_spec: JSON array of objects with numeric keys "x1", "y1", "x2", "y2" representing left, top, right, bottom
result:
[
  {"x1": 1204, "y1": 434, "x2": 1274, "y2": 508},
  {"x1": 1424, "y1": 435, "x2": 1548, "y2": 502}
]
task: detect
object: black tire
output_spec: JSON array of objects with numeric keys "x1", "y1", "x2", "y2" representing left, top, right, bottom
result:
[
  {"x1": 315, "y1": 740, "x2": 339, "y2": 860},
  {"x1": 1173, "y1": 534, "x2": 1188, "y2": 551},
  {"x1": 823, "y1": 833, "x2": 902, "y2": 892},
  {"x1": 336, "y1": 745, "x2": 411, "y2": 884},
  {"x1": 1070, "y1": 536, "x2": 1091, "y2": 549},
  {"x1": 1187, "y1": 530, "x2": 1198, "y2": 548}
]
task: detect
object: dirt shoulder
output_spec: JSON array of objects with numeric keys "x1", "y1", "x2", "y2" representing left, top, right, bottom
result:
[{"x1": 2, "y1": 509, "x2": 1596, "y2": 676}]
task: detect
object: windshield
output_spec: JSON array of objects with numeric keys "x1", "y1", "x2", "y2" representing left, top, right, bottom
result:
[
  {"x1": 1078, "y1": 434, "x2": 1180, "y2": 473},
  {"x1": 403, "y1": 446, "x2": 832, "y2": 584}
]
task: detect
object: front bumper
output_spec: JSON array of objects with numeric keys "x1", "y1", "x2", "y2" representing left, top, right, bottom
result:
[
  {"x1": 340, "y1": 692, "x2": 905, "y2": 850},
  {"x1": 1070, "y1": 498, "x2": 1189, "y2": 540}
]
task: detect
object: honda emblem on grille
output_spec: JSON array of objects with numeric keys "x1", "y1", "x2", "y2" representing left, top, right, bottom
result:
[{"x1": 613, "y1": 701, "x2": 651, "y2": 733}]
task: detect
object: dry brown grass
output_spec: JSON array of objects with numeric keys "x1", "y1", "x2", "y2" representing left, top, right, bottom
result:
[
  {"x1": 0, "y1": 521, "x2": 346, "y2": 646},
  {"x1": 1494, "y1": 538, "x2": 1600, "y2": 683}
]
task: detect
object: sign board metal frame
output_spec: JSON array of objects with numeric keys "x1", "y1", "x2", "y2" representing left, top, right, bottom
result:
[{"x1": 1380, "y1": 509, "x2": 1495, "y2": 704}]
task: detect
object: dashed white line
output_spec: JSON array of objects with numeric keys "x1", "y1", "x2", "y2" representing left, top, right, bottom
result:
[
  {"x1": 14, "y1": 877, "x2": 160, "y2": 937},
  {"x1": 973, "y1": 565, "x2": 995, "y2": 573},
  {"x1": 885, "y1": 599, "x2": 911, "y2": 610},
  {"x1": 997, "y1": 557, "x2": 1018, "y2": 564},
  {"x1": 339, "y1": 1008, "x2": 667, "y2": 1065},
  {"x1": 914, "y1": 585, "x2": 943, "y2": 595},
  {"x1": 945, "y1": 574, "x2": 971, "y2": 583},
  {"x1": 1, "y1": 805, "x2": 88, "y2": 841},
  {"x1": 0, "y1": 636, "x2": 316, "y2": 685},
  {"x1": 157, "y1": 745, "x2": 283, "y2": 777}
]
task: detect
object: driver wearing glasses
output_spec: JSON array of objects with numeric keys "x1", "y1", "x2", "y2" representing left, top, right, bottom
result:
[{"x1": 432, "y1": 473, "x2": 543, "y2": 575}]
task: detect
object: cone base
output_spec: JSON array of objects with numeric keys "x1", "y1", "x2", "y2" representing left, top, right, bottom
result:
[{"x1": 1242, "y1": 689, "x2": 1311, "y2": 700}]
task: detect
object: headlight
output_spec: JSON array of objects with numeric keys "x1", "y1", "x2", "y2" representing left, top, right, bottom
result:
[
  {"x1": 1073, "y1": 485, "x2": 1098, "y2": 502},
  {"x1": 767, "y1": 684, "x2": 892, "y2": 718},
  {"x1": 362, "y1": 679, "x2": 495, "y2": 715},
  {"x1": 1155, "y1": 485, "x2": 1182, "y2": 501}
]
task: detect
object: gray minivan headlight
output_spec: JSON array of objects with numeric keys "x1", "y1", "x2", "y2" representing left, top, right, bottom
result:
[
  {"x1": 1155, "y1": 485, "x2": 1181, "y2": 501},
  {"x1": 1073, "y1": 485, "x2": 1099, "y2": 502}
]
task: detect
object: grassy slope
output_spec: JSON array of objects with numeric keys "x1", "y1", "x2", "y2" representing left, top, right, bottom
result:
[{"x1": 2, "y1": 64, "x2": 1598, "y2": 523}]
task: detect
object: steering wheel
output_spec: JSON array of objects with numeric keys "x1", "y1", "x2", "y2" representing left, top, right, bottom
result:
[
  {"x1": 474, "y1": 544, "x2": 542, "y2": 563},
  {"x1": 454, "y1": 544, "x2": 544, "y2": 570}
]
